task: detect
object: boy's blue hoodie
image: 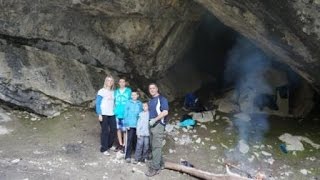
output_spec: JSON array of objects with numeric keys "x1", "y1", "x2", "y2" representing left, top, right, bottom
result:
[{"x1": 123, "y1": 99, "x2": 143, "y2": 128}]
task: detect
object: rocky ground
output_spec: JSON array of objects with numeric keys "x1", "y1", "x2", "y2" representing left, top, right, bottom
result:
[{"x1": 0, "y1": 105, "x2": 319, "y2": 180}]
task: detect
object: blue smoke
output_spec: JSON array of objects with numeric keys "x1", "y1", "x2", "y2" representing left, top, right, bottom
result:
[{"x1": 224, "y1": 37, "x2": 271, "y2": 149}]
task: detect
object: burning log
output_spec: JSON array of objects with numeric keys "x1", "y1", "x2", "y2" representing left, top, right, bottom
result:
[{"x1": 164, "y1": 161, "x2": 251, "y2": 180}]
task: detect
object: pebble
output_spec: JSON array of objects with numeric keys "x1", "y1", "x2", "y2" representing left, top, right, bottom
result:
[
  {"x1": 306, "y1": 156, "x2": 316, "y2": 161},
  {"x1": 200, "y1": 124, "x2": 207, "y2": 130},
  {"x1": 33, "y1": 150, "x2": 45, "y2": 155},
  {"x1": 220, "y1": 143, "x2": 228, "y2": 149},
  {"x1": 192, "y1": 135, "x2": 198, "y2": 138},
  {"x1": 11, "y1": 159, "x2": 20, "y2": 164},
  {"x1": 254, "y1": 152, "x2": 260, "y2": 158},
  {"x1": 162, "y1": 140, "x2": 166, "y2": 146},
  {"x1": 253, "y1": 145, "x2": 260, "y2": 149},
  {"x1": 248, "y1": 155, "x2": 255, "y2": 162},
  {"x1": 300, "y1": 169, "x2": 310, "y2": 175},
  {"x1": 193, "y1": 129, "x2": 197, "y2": 133},
  {"x1": 261, "y1": 151, "x2": 272, "y2": 156},
  {"x1": 196, "y1": 138, "x2": 201, "y2": 144},
  {"x1": 266, "y1": 157, "x2": 275, "y2": 165},
  {"x1": 84, "y1": 162, "x2": 98, "y2": 167},
  {"x1": 210, "y1": 146, "x2": 217, "y2": 150},
  {"x1": 169, "y1": 149, "x2": 176, "y2": 153},
  {"x1": 210, "y1": 130, "x2": 216, "y2": 133},
  {"x1": 182, "y1": 128, "x2": 188, "y2": 133},
  {"x1": 205, "y1": 137, "x2": 210, "y2": 141}
]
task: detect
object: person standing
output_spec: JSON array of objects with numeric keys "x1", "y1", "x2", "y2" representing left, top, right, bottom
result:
[
  {"x1": 134, "y1": 102, "x2": 150, "y2": 164},
  {"x1": 123, "y1": 91, "x2": 142, "y2": 163},
  {"x1": 95, "y1": 75, "x2": 117, "y2": 155},
  {"x1": 114, "y1": 78, "x2": 132, "y2": 152},
  {"x1": 145, "y1": 83, "x2": 169, "y2": 177}
]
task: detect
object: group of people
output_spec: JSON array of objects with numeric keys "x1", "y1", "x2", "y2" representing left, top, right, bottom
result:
[{"x1": 95, "y1": 75, "x2": 169, "y2": 177}]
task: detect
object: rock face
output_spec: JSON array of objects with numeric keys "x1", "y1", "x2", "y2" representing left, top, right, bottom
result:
[
  {"x1": 0, "y1": 0, "x2": 202, "y2": 115},
  {"x1": 0, "y1": 0, "x2": 319, "y2": 116},
  {"x1": 195, "y1": 0, "x2": 320, "y2": 91},
  {"x1": 0, "y1": 44, "x2": 111, "y2": 116}
]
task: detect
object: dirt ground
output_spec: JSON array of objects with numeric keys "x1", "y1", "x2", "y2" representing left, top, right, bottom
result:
[{"x1": 0, "y1": 106, "x2": 319, "y2": 180}]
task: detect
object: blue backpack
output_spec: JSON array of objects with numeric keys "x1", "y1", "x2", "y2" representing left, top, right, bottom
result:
[{"x1": 184, "y1": 93, "x2": 198, "y2": 108}]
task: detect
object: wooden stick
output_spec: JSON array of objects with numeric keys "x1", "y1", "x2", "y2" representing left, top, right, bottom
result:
[
  {"x1": 224, "y1": 163, "x2": 253, "y2": 178},
  {"x1": 164, "y1": 161, "x2": 251, "y2": 180}
]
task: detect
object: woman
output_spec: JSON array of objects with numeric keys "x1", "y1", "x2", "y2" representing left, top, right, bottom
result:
[{"x1": 95, "y1": 75, "x2": 117, "y2": 155}]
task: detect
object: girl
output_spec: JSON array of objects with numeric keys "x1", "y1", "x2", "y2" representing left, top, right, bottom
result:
[{"x1": 95, "y1": 75, "x2": 117, "y2": 155}]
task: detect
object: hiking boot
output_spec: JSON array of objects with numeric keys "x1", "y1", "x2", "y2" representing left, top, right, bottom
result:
[
  {"x1": 125, "y1": 158, "x2": 131, "y2": 163},
  {"x1": 145, "y1": 168, "x2": 160, "y2": 177}
]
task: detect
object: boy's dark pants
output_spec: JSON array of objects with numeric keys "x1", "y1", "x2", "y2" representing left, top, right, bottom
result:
[
  {"x1": 135, "y1": 136, "x2": 149, "y2": 161},
  {"x1": 100, "y1": 115, "x2": 116, "y2": 152},
  {"x1": 125, "y1": 128, "x2": 137, "y2": 159}
]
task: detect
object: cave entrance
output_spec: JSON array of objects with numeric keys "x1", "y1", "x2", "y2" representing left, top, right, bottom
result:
[{"x1": 158, "y1": 11, "x2": 318, "y2": 118}]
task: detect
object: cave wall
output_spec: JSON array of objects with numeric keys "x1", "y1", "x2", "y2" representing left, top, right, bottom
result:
[
  {"x1": 195, "y1": 0, "x2": 320, "y2": 92},
  {"x1": 0, "y1": 0, "x2": 202, "y2": 115},
  {"x1": 0, "y1": 0, "x2": 319, "y2": 116}
]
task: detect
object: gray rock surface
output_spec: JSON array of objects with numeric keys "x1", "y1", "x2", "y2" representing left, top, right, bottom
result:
[
  {"x1": 0, "y1": 0, "x2": 202, "y2": 115},
  {"x1": 0, "y1": 0, "x2": 319, "y2": 116},
  {"x1": 195, "y1": 0, "x2": 320, "y2": 91}
]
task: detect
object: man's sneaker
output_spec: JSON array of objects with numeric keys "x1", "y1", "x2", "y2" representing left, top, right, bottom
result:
[
  {"x1": 125, "y1": 158, "x2": 131, "y2": 163},
  {"x1": 145, "y1": 168, "x2": 160, "y2": 177},
  {"x1": 103, "y1": 150, "x2": 110, "y2": 156}
]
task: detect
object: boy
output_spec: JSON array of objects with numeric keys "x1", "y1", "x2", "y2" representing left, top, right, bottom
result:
[
  {"x1": 114, "y1": 78, "x2": 132, "y2": 152},
  {"x1": 123, "y1": 91, "x2": 142, "y2": 163},
  {"x1": 133, "y1": 102, "x2": 150, "y2": 164}
]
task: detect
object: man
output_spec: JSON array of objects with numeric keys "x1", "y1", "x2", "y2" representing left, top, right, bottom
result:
[{"x1": 145, "y1": 83, "x2": 169, "y2": 177}]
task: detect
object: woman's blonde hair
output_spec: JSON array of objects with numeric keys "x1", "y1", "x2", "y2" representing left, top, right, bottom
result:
[{"x1": 104, "y1": 75, "x2": 115, "y2": 90}]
